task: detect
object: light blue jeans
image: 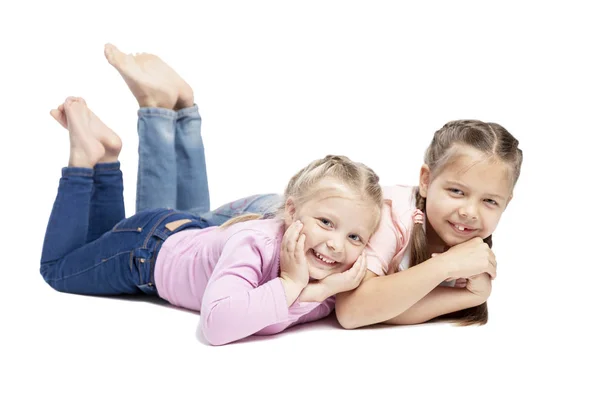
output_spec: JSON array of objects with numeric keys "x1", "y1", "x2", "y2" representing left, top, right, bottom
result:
[{"x1": 136, "y1": 105, "x2": 283, "y2": 224}]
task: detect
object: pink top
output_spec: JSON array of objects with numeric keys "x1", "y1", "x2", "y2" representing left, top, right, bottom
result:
[
  {"x1": 364, "y1": 184, "x2": 421, "y2": 275},
  {"x1": 154, "y1": 218, "x2": 335, "y2": 346}
]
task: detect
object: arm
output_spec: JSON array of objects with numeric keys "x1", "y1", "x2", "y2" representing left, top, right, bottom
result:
[
  {"x1": 383, "y1": 286, "x2": 487, "y2": 325},
  {"x1": 200, "y1": 232, "x2": 297, "y2": 345},
  {"x1": 298, "y1": 282, "x2": 330, "y2": 303},
  {"x1": 335, "y1": 257, "x2": 449, "y2": 329}
]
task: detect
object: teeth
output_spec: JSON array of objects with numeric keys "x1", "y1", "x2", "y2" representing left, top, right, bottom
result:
[
  {"x1": 453, "y1": 224, "x2": 467, "y2": 231},
  {"x1": 314, "y1": 250, "x2": 335, "y2": 264}
]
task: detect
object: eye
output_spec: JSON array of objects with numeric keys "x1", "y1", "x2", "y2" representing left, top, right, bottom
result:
[
  {"x1": 484, "y1": 199, "x2": 499, "y2": 206},
  {"x1": 319, "y1": 218, "x2": 333, "y2": 227},
  {"x1": 348, "y1": 234, "x2": 362, "y2": 243},
  {"x1": 448, "y1": 188, "x2": 464, "y2": 196}
]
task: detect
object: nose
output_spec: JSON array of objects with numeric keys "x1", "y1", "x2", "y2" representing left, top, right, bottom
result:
[
  {"x1": 326, "y1": 234, "x2": 344, "y2": 254},
  {"x1": 459, "y1": 200, "x2": 479, "y2": 220}
]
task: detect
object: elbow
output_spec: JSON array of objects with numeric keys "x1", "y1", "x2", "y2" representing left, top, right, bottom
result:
[
  {"x1": 201, "y1": 321, "x2": 229, "y2": 346},
  {"x1": 335, "y1": 305, "x2": 361, "y2": 330},
  {"x1": 201, "y1": 308, "x2": 236, "y2": 346}
]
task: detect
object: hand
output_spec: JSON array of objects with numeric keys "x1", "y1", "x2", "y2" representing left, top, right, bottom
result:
[
  {"x1": 279, "y1": 221, "x2": 310, "y2": 290},
  {"x1": 433, "y1": 253, "x2": 468, "y2": 288},
  {"x1": 320, "y1": 252, "x2": 367, "y2": 295},
  {"x1": 465, "y1": 273, "x2": 492, "y2": 299},
  {"x1": 435, "y1": 237, "x2": 497, "y2": 281},
  {"x1": 454, "y1": 278, "x2": 468, "y2": 288}
]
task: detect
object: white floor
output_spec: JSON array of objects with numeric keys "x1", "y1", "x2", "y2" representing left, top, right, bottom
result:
[{"x1": 3, "y1": 2, "x2": 599, "y2": 399}]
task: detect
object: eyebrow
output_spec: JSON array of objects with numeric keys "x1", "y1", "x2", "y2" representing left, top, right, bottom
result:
[{"x1": 445, "y1": 180, "x2": 507, "y2": 201}]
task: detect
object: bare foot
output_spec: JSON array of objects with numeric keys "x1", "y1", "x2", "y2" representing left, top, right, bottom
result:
[
  {"x1": 104, "y1": 43, "x2": 194, "y2": 110},
  {"x1": 58, "y1": 97, "x2": 123, "y2": 167}
]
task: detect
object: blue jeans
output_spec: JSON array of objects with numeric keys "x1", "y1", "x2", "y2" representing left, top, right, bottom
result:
[
  {"x1": 136, "y1": 105, "x2": 210, "y2": 213},
  {"x1": 40, "y1": 164, "x2": 208, "y2": 295},
  {"x1": 41, "y1": 105, "x2": 281, "y2": 296},
  {"x1": 40, "y1": 106, "x2": 211, "y2": 296},
  {"x1": 135, "y1": 105, "x2": 283, "y2": 226}
]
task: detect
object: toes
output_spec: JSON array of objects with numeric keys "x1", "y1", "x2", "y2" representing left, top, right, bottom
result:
[
  {"x1": 104, "y1": 43, "x2": 117, "y2": 61},
  {"x1": 50, "y1": 109, "x2": 68, "y2": 129},
  {"x1": 104, "y1": 43, "x2": 127, "y2": 66}
]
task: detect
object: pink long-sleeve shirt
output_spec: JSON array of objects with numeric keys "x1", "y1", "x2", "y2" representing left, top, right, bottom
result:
[{"x1": 154, "y1": 218, "x2": 335, "y2": 346}]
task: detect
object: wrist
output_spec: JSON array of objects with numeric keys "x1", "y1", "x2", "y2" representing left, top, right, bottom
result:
[
  {"x1": 279, "y1": 277, "x2": 305, "y2": 306},
  {"x1": 425, "y1": 255, "x2": 454, "y2": 282},
  {"x1": 298, "y1": 282, "x2": 329, "y2": 303}
]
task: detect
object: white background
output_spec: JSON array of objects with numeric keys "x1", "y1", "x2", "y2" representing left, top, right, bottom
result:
[{"x1": 1, "y1": 1, "x2": 598, "y2": 399}]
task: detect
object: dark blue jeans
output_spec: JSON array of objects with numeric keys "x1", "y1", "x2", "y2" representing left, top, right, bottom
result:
[
  {"x1": 40, "y1": 164, "x2": 207, "y2": 296},
  {"x1": 40, "y1": 105, "x2": 281, "y2": 296}
]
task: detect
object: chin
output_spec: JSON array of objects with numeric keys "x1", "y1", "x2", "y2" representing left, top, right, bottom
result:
[{"x1": 308, "y1": 266, "x2": 330, "y2": 281}]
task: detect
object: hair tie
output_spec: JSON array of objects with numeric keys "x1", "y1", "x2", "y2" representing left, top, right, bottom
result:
[{"x1": 412, "y1": 209, "x2": 425, "y2": 225}]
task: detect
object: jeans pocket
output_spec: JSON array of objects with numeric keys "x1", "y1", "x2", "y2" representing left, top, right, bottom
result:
[{"x1": 112, "y1": 209, "x2": 158, "y2": 233}]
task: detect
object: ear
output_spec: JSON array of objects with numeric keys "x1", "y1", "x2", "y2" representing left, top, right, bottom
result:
[
  {"x1": 419, "y1": 164, "x2": 431, "y2": 198},
  {"x1": 284, "y1": 197, "x2": 297, "y2": 225}
]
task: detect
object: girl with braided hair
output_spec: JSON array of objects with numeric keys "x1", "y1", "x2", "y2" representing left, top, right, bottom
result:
[
  {"x1": 203, "y1": 122, "x2": 523, "y2": 329},
  {"x1": 41, "y1": 47, "x2": 384, "y2": 345}
]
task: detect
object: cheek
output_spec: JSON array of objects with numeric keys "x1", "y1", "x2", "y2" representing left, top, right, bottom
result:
[
  {"x1": 481, "y1": 210, "x2": 503, "y2": 232},
  {"x1": 302, "y1": 225, "x2": 321, "y2": 249},
  {"x1": 344, "y1": 245, "x2": 364, "y2": 264}
]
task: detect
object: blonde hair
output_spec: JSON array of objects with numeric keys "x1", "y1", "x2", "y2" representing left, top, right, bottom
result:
[
  {"x1": 399, "y1": 120, "x2": 523, "y2": 326},
  {"x1": 220, "y1": 155, "x2": 383, "y2": 230}
]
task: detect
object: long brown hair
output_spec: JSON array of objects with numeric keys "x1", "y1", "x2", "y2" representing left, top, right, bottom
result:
[{"x1": 403, "y1": 120, "x2": 523, "y2": 326}]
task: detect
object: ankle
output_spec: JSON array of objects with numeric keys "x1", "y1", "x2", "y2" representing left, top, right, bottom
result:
[
  {"x1": 138, "y1": 96, "x2": 176, "y2": 110},
  {"x1": 174, "y1": 98, "x2": 194, "y2": 111}
]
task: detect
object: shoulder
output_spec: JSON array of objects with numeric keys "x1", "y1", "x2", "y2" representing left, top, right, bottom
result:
[
  {"x1": 221, "y1": 218, "x2": 285, "y2": 254},
  {"x1": 381, "y1": 184, "x2": 418, "y2": 225}
]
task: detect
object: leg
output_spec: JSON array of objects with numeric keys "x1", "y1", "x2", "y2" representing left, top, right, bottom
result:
[
  {"x1": 104, "y1": 43, "x2": 195, "y2": 212},
  {"x1": 42, "y1": 97, "x2": 145, "y2": 295},
  {"x1": 50, "y1": 99, "x2": 125, "y2": 242},
  {"x1": 175, "y1": 105, "x2": 210, "y2": 212},
  {"x1": 136, "y1": 108, "x2": 177, "y2": 211},
  {"x1": 197, "y1": 193, "x2": 284, "y2": 226}
]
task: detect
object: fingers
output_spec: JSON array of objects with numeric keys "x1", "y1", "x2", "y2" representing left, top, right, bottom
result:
[
  {"x1": 345, "y1": 253, "x2": 367, "y2": 288},
  {"x1": 283, "y1": 220, "x2": 303, "y2": 253},
  {"x1": 487, "y1": 260, "x2": 497, "y2": 279},
  {"x1": 358, "y1": 253, "x2": 367, "y2": 279},
  {"x1": 455, "y1": 278, "x2": 468, "y2": 288},
  {"x1": 296, "y1": 233, "x2": 306, "y2": 260}
]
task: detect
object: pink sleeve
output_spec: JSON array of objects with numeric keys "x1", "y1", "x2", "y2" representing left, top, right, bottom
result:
[
  {"x1": 364, "y1": 201, "x2": 401, "y2": 275},
  {"x1": 254, "y1": 296, "x2": 335, "y2": 336},
  {"x1": 200, "y1": 231, "x2": 291, "y2": 346},
  {"x1": 294, "y1": 296, "x2": 335, "y2": 324}
]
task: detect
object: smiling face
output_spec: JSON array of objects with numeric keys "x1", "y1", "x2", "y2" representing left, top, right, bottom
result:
[
  {"x1": 284, "y1": 181, "x2": 379, "y2": 280},
  {"x1": 419, "y1": 145, "x2": 514, "y2": 249}
]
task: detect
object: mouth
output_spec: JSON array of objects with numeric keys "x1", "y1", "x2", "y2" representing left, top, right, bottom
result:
[
  {"x1": 448, "y1": 221, "x2": 477, "y2": 235},
  {"x1": 309, "y1": 249, "x2": 339, "y2": 269}
]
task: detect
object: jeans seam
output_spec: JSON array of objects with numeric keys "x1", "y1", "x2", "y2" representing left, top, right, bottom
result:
[{"x1": 42, "y1": 251, "x2": 131, "y2": 282}]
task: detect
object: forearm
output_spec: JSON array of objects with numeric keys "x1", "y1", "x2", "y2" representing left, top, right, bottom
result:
[
  {"x1": 279, "y1": 277, "x2": 305, "y2": 306},
  {"x1": 202, "y1": 278, "x2": 294, "y2": 345},
  {"x1": 298, "y1": 282, "x2": 330, "y2": 303},
  {"x1": 383, "y1": 286, "x2": 486, "y2": 325},
  {"x1": 335, "y1": 258, "x2": 448, "y2": 329}
]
